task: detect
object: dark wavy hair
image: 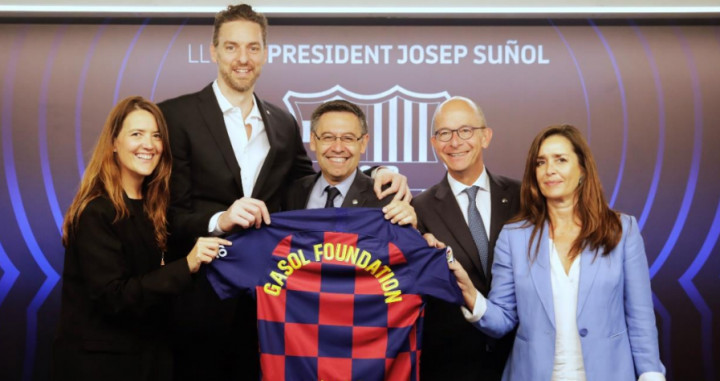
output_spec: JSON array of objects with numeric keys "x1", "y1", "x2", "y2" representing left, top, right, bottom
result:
[
  {"x1": 212, "y1": 4, "x2": 268, "y2": 47},
  {"x1": 310, "y1": 99, "x2": 368, "y2": 135},
  {"x1": 62, "y1": 96, "x2": 172, "y2": 251},
  {"x1": 511, "y1": 124, "x2": 621, "y2": 261}
]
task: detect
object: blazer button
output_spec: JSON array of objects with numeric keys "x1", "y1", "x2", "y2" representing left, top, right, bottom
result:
[{"x1": 579, "y1": 328, "x2": 588, "y2": 337}]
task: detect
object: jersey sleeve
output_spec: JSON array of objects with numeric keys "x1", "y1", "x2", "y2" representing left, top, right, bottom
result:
[
  {"x1": 205, "y1": 229, "x2": 273, "y2": 300},
  {"x1": 400, "y1": 229, "x2": 465, "y2": 305}
]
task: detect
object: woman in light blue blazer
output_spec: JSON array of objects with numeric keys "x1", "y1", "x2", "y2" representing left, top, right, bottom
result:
[{"x1": 449, "y1": 124, "x2": 665, "y2": 381}]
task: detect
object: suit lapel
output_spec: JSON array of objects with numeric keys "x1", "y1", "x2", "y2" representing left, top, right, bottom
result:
[
  {"x1": 432, "y1": 176, "x2": 487, "y2": 281},
  {"x1": 577, "y1": 247, "x2": 601, "y2": 318},
  {"x1": 198, "y1": 86, "x2": 244, "y2": 193},
  {"x1": 251, "y1": 97, "x2": 278, "y2": 199},
  {"x1": 529, "y1": 223, "x2": 555, "y2": 329},
  {"x1": 488, "y1": 171, "x2": 517, "y2": 284},
  {"x1": 342, "y1": 170, "x2": 373, "y2": 207},
  {"x1": 292, "y1": 173, "x2": 320, "y2": 210},
  {"x1": 488, "y1": 172, "x2": 516, "y2": 244}
]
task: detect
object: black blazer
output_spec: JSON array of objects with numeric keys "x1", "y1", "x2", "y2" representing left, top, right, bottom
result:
[
  {"x1": 158, "y1": 85, "x2": 315, "y2": 381},
  {"x1": 413, "y1": 171, "x2": 520, "y2": 381},
  {"x1": 53, "y1": 196, "x2": 192, "y2": 381},
  {"x1": 159, "y1": 83, "x2": 315, "y2": 252},
  {"x1": 284, "y1": 170, "x2": 392, "y2": 210}
]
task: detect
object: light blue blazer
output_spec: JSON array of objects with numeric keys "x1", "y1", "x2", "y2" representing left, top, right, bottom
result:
[{"x1": 475, "y1": 214, "x2": 665, "y2": 381}]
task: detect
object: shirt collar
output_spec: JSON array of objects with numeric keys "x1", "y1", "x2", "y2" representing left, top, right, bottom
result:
[
  {"x1": 316, "y1": 170, "x2": 357, "y2": 198},
  {"x1": 447, "y1": 166, "x2": 490, "y2": 197},
  {"x1": 212, "y1": 80, "x2": 262, "y2": 121}
]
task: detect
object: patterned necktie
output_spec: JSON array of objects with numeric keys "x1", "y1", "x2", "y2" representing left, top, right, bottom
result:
[
  {"x1": 464, "y1": 186, "x2": 490, "y2": 276},
  {"x1": 324, "y1": 186, "x2": 341, "y2": 208}
]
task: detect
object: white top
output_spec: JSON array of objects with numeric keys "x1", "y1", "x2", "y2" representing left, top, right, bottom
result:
[
  {"x1": 446, "y1": 166, "x2": 491, "y2": 237},
  {"x1": 212, "y1": 80, "x2": 269, "y2": 197},
  {"x1": 207, "y1": 81, "x2": 270, "y2": 234},
  {"x1": 549, "y1": 239, "x2": 586, "y2": 381}
]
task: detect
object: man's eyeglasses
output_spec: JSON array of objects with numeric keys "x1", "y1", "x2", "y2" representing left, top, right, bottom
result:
[
  {"x1": 433, "y1": 126, "x2": 486, "y2": 142},
  {"x1": 313, "y1": 132, "x2": 365, "y2": 144}
]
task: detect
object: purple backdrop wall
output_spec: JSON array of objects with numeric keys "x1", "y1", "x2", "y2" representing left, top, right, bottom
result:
[{"x1": 0, "y1": 18, "x2": 719, "y2": 381}]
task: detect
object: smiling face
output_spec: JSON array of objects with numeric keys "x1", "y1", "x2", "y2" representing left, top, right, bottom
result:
[
  {"x1": 211, "y1": 20, "x2": 267, "y2": 96},
  {"x1": 310, "y1": 111, "x2": 369, "y2": 185},
  {"x1": 431, "y1": 98, "x2": 493, "y2": 185},
  {"x1": 535, "y1": 134, "x2": 584, "y2": 204},
  {"x1": 113, "y1": 109, "x2": 162, "y2": 195}
]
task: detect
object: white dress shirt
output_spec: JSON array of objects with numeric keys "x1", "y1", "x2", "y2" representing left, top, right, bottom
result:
[
  {"x1": 212, "y1": 80, "x2": 269, "y2": 197},
  {"x1": 446, "y1": 166, "x2": 491, "y2": 238},
  {"x1": 208, "y1": 80, "x2": 270, "y2": 234}
]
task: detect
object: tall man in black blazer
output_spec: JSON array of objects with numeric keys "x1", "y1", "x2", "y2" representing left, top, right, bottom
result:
[
  {"x1": 284, "y1": 100, "x2": 416, "y2": 228},
  {"x1": 158, "y1": 5, "x2": 410, "y2": 380},
  {"x1": 414, "y1": 97, "x2": 520, "y2": 381}
]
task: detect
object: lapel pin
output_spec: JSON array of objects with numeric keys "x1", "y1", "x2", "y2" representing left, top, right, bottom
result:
[
  {"x1": 352, "y1": 199, "x2": 359, "y2": 205},
  {"x1": 501, "y1": 198, "x2": 509, "y2": 204}
]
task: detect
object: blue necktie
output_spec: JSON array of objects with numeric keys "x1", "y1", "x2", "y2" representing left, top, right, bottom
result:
[
  {"x1": 324, "y1": 186, "x2": 341, "y2": 208},
  {"x1": 464, "y1": 186, "x2": 490, "y2": 276}
]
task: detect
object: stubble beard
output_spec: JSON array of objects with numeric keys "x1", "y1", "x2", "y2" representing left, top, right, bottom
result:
[{"x1": 220, "y1": 66, "x2": 260, "y2": 94}]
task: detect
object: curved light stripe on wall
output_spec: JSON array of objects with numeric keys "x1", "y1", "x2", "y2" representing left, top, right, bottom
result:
[
  {"x1": 39, "y1": 26, "x2": 67, "y2": 234},
  {"x1": 653, "y1": 293, "x2": 673, "y2": 378},
  {"x1": 75, "y1": 21, "x2": 109, "y2": 177},
  {"x1": 679, "y1": 201, "x2": 720, "y2": 381},
  {"x1": 0, "y1": 32, "x2": 26, "y2": 315},
  {"x1": 2, "y1": 27, "x2": 61, "y2": 381},
  {"x1": 113, "y1": 18, "x2": 149, "y2": 104},
  {"x1": 151, "y1": 20, "x2": 187, "y2": 101},
  {"x1": 550, "y1": 20, "x2": 592, "y2": 141},
  {"x1": 0, "y1": 242, "x2": 19, "y2": 308},
  {"x1": 630, "y1": 24, "x2": 666, "y2": 231},
  {"x1": 646, "y1": 31, "x2": 704, "y2": 378},
  {"x1": 648, "y1": 28, "x2": 703, "y2": 278},
  {"x1": 589, "y1": 20, "x2": 629, "y2": 207}
]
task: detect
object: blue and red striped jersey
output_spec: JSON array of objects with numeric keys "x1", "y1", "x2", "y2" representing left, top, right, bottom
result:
[{"x1": 207, "y1": 208, "x2": 463, "y2": 381}]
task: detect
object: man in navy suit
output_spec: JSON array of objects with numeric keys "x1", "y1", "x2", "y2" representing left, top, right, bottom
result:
[
  {"x1": 284, "y1": 100, "x2": 415, "y2": 228},
  {"x1": 413, "y1": 97, "x2": 520, "y2": 381},
  {"x1": 158, "y1": 5, "x2": 409, "y2": 380}
]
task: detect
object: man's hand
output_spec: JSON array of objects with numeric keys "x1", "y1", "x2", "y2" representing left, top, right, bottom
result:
[
  {"x1": 382, "y1": 200, "x2": 417, "y2": 228},
  {"x1": 186, "y1": 237, "x2": 232, "y2": 273},
  {"x1": 217, "y1": 197, "x2": 271, "y2": 232},
  {"x1": 373, "y1": 168, "x2": 411, "y2": 202},
  {"x1": 423, "y1": 233, "x2": 446, "y2": 249}
]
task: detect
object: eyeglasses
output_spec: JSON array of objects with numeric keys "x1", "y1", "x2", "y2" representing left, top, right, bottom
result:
[
  {"x1": 313, "y1": 132, "x2": 365, "y2": 144},
  {"x1": 433, "y1": 126, "x2": 486, "y2": 142}
]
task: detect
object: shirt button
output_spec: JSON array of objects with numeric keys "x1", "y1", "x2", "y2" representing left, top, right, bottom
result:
[{"x1": 579, "y1": 328, "x2": 588, "y2": 337}]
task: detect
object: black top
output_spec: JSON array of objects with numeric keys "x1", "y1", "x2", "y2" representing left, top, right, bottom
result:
[{"x1": 53, "y1": 195, "x2": 192, "y2": 381}]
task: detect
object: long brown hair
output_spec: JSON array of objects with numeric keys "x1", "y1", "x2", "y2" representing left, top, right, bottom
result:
[
  {"x1": 511, "y1": 124, "x2": 621, "y2": 260},
  {"x1": 61, "y1": 96, "x2": 172, "y2": 251}
]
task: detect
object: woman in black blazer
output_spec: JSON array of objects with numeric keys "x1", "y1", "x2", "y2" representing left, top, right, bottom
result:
[{"x1": 52, "y1": 96, "x2": 230, "y2": 381}]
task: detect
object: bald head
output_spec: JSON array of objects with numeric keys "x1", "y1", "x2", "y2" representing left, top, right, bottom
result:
[
  {"x1": 432, "y1": 96, "x2": 486, "y2": 133},
  {"x1": 430, "y1": 96, "x2": 493, "y2": 185}
]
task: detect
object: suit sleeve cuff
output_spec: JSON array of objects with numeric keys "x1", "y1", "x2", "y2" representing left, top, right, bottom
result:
[
  {"x1": 638, "y1": 372, "x2": 665, "y2": 381},
  {"x1": 208, "y1": 212, "x2": 226, "y2": 236},
  {"x1": 461, "y1": 290, "x2": 487, "y2": 323}
]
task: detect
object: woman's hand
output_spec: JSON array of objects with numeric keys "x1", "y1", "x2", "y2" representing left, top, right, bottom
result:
[
  {"x1": 186, "y1": 237, "x2": 232, "y2": 273},
  {"x1": 447, "y1": 254, "x2": 478, "y2": 311}
]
